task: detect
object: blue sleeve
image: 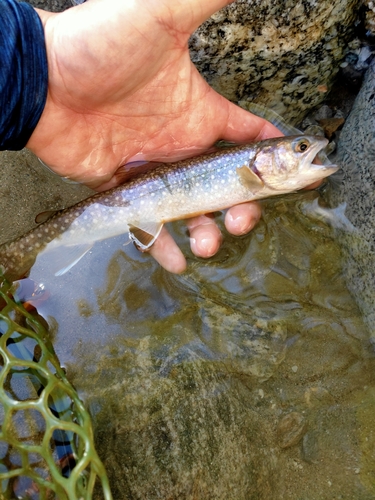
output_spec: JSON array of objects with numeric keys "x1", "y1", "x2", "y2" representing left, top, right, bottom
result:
[{"x1": 0, "y1": 0, "x2": 48, "y2": 151}]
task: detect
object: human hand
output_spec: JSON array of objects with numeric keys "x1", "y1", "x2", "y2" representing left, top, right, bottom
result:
[{"x1": 29, "y1": 0, "x2": 282, "y2": 272}]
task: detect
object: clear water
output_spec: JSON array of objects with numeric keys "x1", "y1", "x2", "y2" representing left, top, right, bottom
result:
[{"x1": 19, "y1": 189, "x2": 375, "y2": 499}]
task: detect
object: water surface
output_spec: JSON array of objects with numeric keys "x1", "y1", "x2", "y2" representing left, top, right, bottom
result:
[{"x1": 20, "y1": 189, "x2": 375, "y2": 499}]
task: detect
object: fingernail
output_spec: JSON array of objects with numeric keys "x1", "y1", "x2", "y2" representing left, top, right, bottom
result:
[
  {"x1": 190, "y1": 235, "x2": 219, "y2": 257},
  {"x1": 228, "y1": 213, "x2": 254, "y2": 235},
  {"x1": 200, "y1": 237, "x2": 217, "y2": 256}
]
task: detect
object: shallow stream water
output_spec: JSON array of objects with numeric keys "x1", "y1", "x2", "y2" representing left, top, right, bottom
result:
[{"x1": 17, "y1": 186, "x2": 375, "y2": 499}]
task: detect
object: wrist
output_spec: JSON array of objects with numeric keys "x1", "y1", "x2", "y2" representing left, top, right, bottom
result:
[{"x1": 0, "y1": 1, "x2": 49, "y2": 151}]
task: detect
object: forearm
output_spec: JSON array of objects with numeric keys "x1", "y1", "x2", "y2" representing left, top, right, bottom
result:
[{"x1": 0, "y1": 0, "x2": 48, "y2": 151}]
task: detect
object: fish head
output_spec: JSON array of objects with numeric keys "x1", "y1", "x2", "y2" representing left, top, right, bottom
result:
[{"x1": 252, "y1": 135, "x2": 339, "y2": 192}]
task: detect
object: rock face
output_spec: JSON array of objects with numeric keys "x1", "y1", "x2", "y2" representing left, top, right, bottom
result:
[
  {"x1": 189, "y1": 0, "x2": 360, "y2": 124},
  {"x1": 362, "y1": 0, "x2": 375, "y2": 33},
  {"x1": 26, "y1": 0, "x2": 71, "y2": 12},
  {"x1": 330, "y1": 59, "x2": 375, "y2": 338}
]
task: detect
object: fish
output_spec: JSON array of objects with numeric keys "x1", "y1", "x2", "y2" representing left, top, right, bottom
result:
[{"x1": 0, "y1": 135, "x2": 338, "y2": 281}]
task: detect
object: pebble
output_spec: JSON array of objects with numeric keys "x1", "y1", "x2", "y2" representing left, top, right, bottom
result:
[
  {"x1": 318, "y1": 117, "x2": 345, "y2": 139},
  {"x1": 277, "y1": 412, "x2": 306, "y2": 449},
  {"x1": 304, "y1": 387, "x2": 334, "y2": 408},
  {"x1": 302, "y1": 431, "x2": 320, "y2": 464},
  {"x1": 314, "y1": 104, "x2": 333, "y2": 121}
]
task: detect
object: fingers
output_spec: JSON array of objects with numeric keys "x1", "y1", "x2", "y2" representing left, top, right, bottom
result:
[
  {"x1": 186, "y1": 215, "x2": 222, "y2": 258},
  {"x1": 159, "y1": 0, "x2": 236, "y2": 35},
  {"x1": 304, "y1": 180, "x2": 322, "y2": 190},
  {"x1": 220, "y1": 98, "x2": 284, "y2": 143},
  {"x1": 187, "y1": 204, "x2": 261, "y2": 258},
  {"x1": 146, "y1": 203, "x2": 261, "y2": 273},
  {"x1": 147, "y1": 227, "x2": 187, "y2": 273},
  {"x1": 224, "y1": 202, "x2": 262, "y2": 235}
]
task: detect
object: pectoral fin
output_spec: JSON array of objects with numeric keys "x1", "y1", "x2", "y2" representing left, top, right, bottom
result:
[
  {"x1": 128, "y1": 221, "x2": 164, "y2": 250},
  {"x1": 236, "y1": 164, "x2": 264, "y2": 190}
]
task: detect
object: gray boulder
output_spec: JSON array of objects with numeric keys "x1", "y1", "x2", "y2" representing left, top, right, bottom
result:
[{"x1": 329, "y1": 59, "x2": 375, "y2": 338}]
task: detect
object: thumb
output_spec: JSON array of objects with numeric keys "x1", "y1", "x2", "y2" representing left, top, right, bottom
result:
[
  {"x1": 158, "y1": 0, "x2": 235, "y2": 36},
  {"x1": 219, "y1": 97, "x2": 284, "y2": 143}
]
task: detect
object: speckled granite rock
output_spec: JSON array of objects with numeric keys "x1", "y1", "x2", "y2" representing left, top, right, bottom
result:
[
  {"x1": 190, "y1": 0, "x2": 360, "y2": 124},
  {"x1": 25, "y1": 0, "x2": 71, "y2": 12},
  {"x1": 362, "y1": 0, "x2": 375, "y2": 33},
  {"x1": 329, "y1": 59, "x2": 375, "y2": 338}
]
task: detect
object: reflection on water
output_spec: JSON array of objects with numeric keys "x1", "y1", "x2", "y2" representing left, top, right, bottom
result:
[{"x1": 23, "y1": 190, "x2": 375, "y2": 499}]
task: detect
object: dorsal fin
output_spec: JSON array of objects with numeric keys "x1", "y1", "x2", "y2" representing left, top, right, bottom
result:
[{"x1": 35, "y1": 210, "x2": 59, "y2": 224}]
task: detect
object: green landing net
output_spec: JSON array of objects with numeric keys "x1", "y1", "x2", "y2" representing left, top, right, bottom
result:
[{"x1": 0, "y1": 273, "x2": 112, "y2": 500}]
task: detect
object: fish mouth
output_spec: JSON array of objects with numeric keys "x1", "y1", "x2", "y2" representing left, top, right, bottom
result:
[{"x1": 309, "y1": 137, "x2": 339, "y2": 173}]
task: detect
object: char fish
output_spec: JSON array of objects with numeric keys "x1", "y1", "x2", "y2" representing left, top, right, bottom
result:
[{"x1": 0, "y1": 135, "x2": 338, "y2": 281}]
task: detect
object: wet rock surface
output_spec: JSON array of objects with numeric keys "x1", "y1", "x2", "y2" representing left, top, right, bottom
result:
[
  {"x1": 329, "y1": 58, "x2": 375, "y2": 338},
  {"x1": 0, "y1": 150, "x2": 92, "y2": 245}
]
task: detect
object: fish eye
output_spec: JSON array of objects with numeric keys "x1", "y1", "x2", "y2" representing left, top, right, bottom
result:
[{"x1": 295, "y1": 140, "x2": 310, "y2": 153}]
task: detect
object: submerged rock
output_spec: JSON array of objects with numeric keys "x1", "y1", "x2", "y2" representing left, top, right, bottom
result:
[{"x1": 277, "y1": 412, "x2": 306, "y2": 449}]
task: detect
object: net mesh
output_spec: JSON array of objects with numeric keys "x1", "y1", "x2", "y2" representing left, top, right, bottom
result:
[{"x1": 0, "y1": 273, "x2": 112, "y2": 499}]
